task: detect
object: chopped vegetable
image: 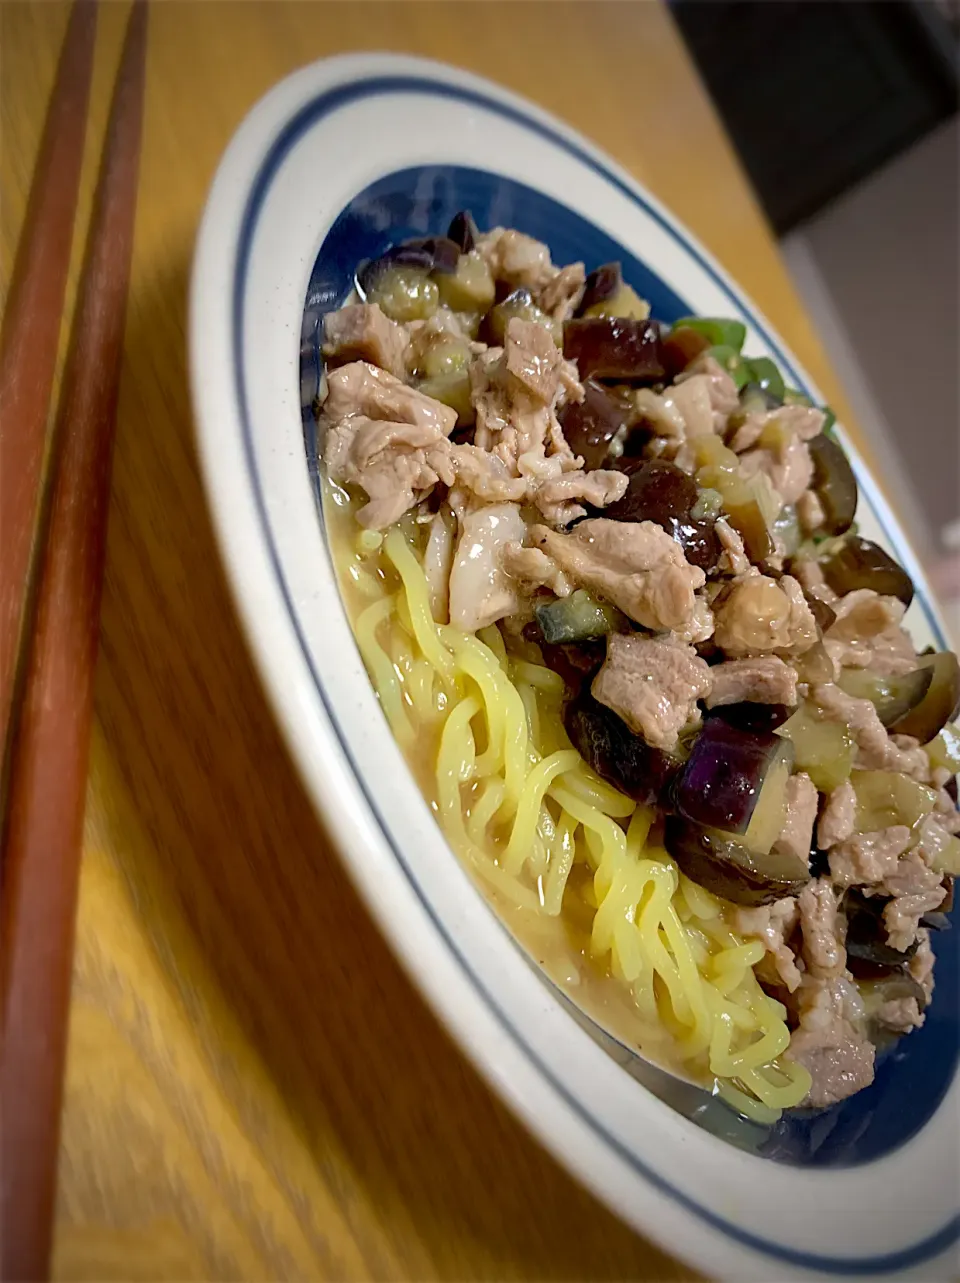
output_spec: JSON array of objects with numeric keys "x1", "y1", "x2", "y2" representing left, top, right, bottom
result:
[
  {"x1": 837, "y1": 666, "x2": 933, "y2": 728},
  {"x1": 926, "y1": 724, "x2": 960, "y2": 774},
  {"x1": 558, "y1": 379, "x2": 633, "y2": 470},
  {"x1": 808, "y1": 432, "x2": 858, "y2": 536},
  {"x1": 845, "y1": 892, "x2": 919, "y2": 966},
  {"x1": 663, "y1": 817, "x2": 810, "y2": 907},
  {"x1": 743, "y1": 356, "x2": 785, "y2": 402},
  {"x1": 563, "y1": 316, "x2": 665, "y2": 381},
  {"x1": 703, "y1": 343, "x2": 749, "y2": 388},
  {"x1": 362, "y1": 263, "x2": 439, "y2": 322},
  {"x1": 446, "y1": 210, "x2": 479, "y2": 253},
  {"x1": 821, "y1": 535, "x2": 914, "y2": 606},
  {"x1": 671, "y1": 316, "x2": 746, "y2": 352},
  {"x1": 673, "y1": 717, "x2": 795, "y2": 842},
  {"x1": 535, "y1": 589, "x2": 625, "y2": 644},
  {"x1": 564, "y1": 691, "x2": 681, "y2": 805},
  {"x1": 850, "y1": 770, "x2": 936, "y2": 833},
  {"x1": 486, "y1": 287, "x2": 560, "y2": 345},
  {"x1": 604, "y1": 460, "x2": 720, "y2": 570},
  {"x1": 778, "y1": 703, "x2": 857, "y2": 793},
  {"x1": 436, "y1": 250, "x2": 495, "y2": 313},
  {"x1": 887, "y1": 652, "x2": 960, "y2": 742}
]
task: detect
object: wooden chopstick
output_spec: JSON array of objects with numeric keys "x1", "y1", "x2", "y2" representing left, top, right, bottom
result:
[
  {"x1": 0, "y1": 0, "x2": 98, "y2": 762},
  {"x1": 0, "y1": 4, "x2": 148, "y2": 1278}
]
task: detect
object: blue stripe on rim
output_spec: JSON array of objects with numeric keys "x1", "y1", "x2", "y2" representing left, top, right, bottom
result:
[{"x1": 231, "y1": 74, "x2": 959, "y2": 1272}]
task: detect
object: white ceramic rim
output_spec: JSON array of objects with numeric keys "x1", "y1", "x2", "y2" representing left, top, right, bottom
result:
[{"x1": 189, "y1": 52, "x2": 960, "y2": 1281}]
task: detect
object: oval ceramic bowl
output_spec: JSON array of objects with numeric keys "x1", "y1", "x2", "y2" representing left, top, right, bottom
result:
[{"x1": 189, "y1": 53, "x2": 959, "y2": 1280}]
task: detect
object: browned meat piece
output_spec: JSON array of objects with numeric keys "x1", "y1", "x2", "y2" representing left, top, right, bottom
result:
[
  {"x1": 882, "y1": 852, "x2": 946, "y2": 952},
  {"x1": 705, "y1": 656, "x2": 798, "y2": 708},
  {"x1": 798, "y1": 878, "x2": 846, "y2": 977},
  {"x1": 538, "y1": 262, "x2": 586, "y2": 322},
  {"x1": 504, "y1": 317, "x2": 564, "y2": 404},
  {"x1": 591, "y1": 635, "x2": 711, "y2": 751},
  {"x1": 529, "y1": 519, "x2": 706, "y2": 632},
  {"x1": 322, "y1": 362, "x2": 457, "y2": 528},
  {"x1": 796, "y1": 488, "x2": 825, "y2": 535},
  {"x1": 791, "y1": 556, "x2": 838, "y2": 604},
  {"x1": 675, "y1": 354, "x2": 740, "y2": 429},
  {"x1": 774, "y1": 773, "x2": 818, "y2": 863},
  {"x1": 322, "y1": 302, "x2": 408, "y2": 379},
  {"x1": 448, "y1": 503, "x2": 526, "y2": 632},
  {"x1": 811, "y1": 683, "x2": 930, "y2": 776},
  {"x1": 446, "y1": 443, "x2": 527, "y2": 508},
  {"x1": 533, "y1": 468, "x2": 629, "y2": 526},
  {"x1": 908, "y1": 928, "x2": 935, "y2": 1005},
  {"x1": 824, "y1": 589, "x2": 916, "y2": 677},
  {"x1": 476, "y1": 227, "x2": 556, "y2": 291},
  {"x1": 828, "y1": 826, "x2": 912, "y2": 888},
  {"x1": 739, "y1": 434, "x2": 814, "y2": 506},
  {"x1": 728, "y1": 404, "x2": 825, "y2": 453},
  {"x1": 732, "y1": 898, "x2": 802, "y2": 992},
  {"x1": 713, "y1": 574, "x2": 817, "y2": 657},
  {"x1": 788, "y1": 973, "x2": 875, "y2": 1108},
  {"x1": 817, "y1": 781, "x2": 857, "y2": 850},
  {"x1": 875, "y1": 996, "x2": 926, "y2": 1033},
  {"x1": 714, "y1": 518, "x2": 750, "y2": 576},
  {"x1": 501, "y1": 543, "x2": 573, "y2": 597}
]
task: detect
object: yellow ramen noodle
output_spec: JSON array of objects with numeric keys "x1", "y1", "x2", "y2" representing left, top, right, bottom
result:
[{"x1": 328, "y1": 481, "x2": 812, "y2": 1119}]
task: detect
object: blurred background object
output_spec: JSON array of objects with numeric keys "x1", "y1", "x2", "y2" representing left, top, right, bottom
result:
[{"x1": 672, "y1": 0, "x2": 960, "y2": 639}]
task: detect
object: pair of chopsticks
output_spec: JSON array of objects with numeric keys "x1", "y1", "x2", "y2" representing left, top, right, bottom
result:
[{"x1": 0, "y1": 3, "x2": 148, "y2": 1278}]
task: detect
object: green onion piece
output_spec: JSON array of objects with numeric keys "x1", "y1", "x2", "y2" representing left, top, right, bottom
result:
[
  {"x1": 744, "y1": 356, "x2": 785, "y2": 402},
  {"x1": 671, "y1": 316, "x2": 747, "y2": 352},
  {"x1": 704, "y1": 344, "x2": 749, "y2": 388},
  {"x1": 822, "y1": 407, "x2": 837, "y2": 437}
]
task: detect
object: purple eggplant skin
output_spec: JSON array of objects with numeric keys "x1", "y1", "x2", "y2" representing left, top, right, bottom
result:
[
  {"x1": 558, "y1": 379, "x2": 634, "y2": 470},
  {"x1": 706, "y1": 702, "x2": 792, "y2": 734},
  {"x1": 603, "y1": 459, "x2": 720, "y2": 571},
  {"x1": 672, "y1": 716, "x2": 786, "y2": 835},
  {"x1": 577, "y1": 262, "x2": 622, "y2": 314},
  {"x1": 563, "y1": 316, "x2": 666, "y2": 382},
  {"x1": 808, "y1": 432, "x2": 858, "y2": 536},
  {"x1": 564, "y1": 691, "x2": 681, "y2": 805},
  {"x1": 821, "y1": 535, "x2": 914, "y2": 607},
  {"x1": 844, "y1": 890, "x2": 920, "y2": 966},
  {"x1": 945, "y1": 776, "x2": 958, "y2": 805},
  {"x1": 357, "y1": 236, "x2": 460, "y2": 295},
  {"x1": 535, "y1": 638, "x2": 607, "y2": 694},
  {"x1": 663, "y1": 817, "x2": 810, "y2": 907},
  {"x1": 446, "y1": 210, "x2": 478, "y2": 253}
]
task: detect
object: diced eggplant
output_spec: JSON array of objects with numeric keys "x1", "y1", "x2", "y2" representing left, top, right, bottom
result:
[
  {"x1": 845, "y1": 891, "x2": 919, "y2": 965},
  {"x1": 578, "y1": 263, "x2": 621, "y2": 313},
  {"x1": 558, "y1": 379, "x2": 633, "y2": 470},
  {"x1": 484, "y1": 287, "x2": 560, "y2": 345},
  {"x1": 578, "y1": 267, "x2": 649, "y2": 321},
  {"x1": 777, "y1": 703, "x2": 856, "y2": 793},
  {"x1": 670, "y1": 316, "x2": 746, "y2": 352},
  {"x1": 850, "y1": 770, "x2": 937, "y2": 833},
  {"x1": 359, "y1": 261, "x2": 439, "y2": 322},
  {"x1": 859, "y1": 973, "x2": 930, "y2": 1042},
  {"x1": 663, "y1": 817, "x2": 810, "y2": 907},
  {"x1": 791, "y1": 640, "x2": 838, "y2": 685},
  {"x1": 887, "y1": 651, "x2": 960, "y2": 742},
  {"x1": 821, "y1": 535, "x2": 914, "y2": 607},
  {"x1": 358, "y1": 236, "x2": 459, "y2": 290},
  {"x1": 536, "y1": 637, "x2": 607, "y2": 693},
  {"x1": 446, "y1": 210, "x2": 479, "y2": 253},
  {"x1": 673, "y1": 718, "x2": 795, "y2": 845},
  {"x1": 941, "y1": 874, "x2": 954, "y2": 914},
  {"x1": 927, "y1": 723, "x2": 960, "y2": 774},
  {"x1": 807, "y1": 432, "x2": 858, "y2": 536},
  {"x1": 946, "y1": 775, "x2": 959, "y2": 804},
  {"x1": 661, "y1": 325, "x2": 712, "y2": 377},
  {"x1": 435, "y1": 250, "x2": 495, "y2": 314},
  {"x1": 838, "y1": 666, "x2": 933, "y2": 728},
  {"x1": 914, "y1": 818, "x2": 960, "y2": 876},
  {"x1": 418, "y1": 370, "x2": 474, "y2": 424},
  {"x1": 802, "y1": 588, "x2": 837, "y2": 634},
  {"x1": 707, "y1": 702, "x2": 792, "y2": 734},
  {"x1": 535, "y1": 590, "x2": 625, "y2": 644},
  {"x1": 603, "y1": 460, "x2": 720, "y2": 570},
  {"x1": 562, "y1": 316, "x2": 666, "y2": 382},
  {"x1": 564, "y1": 691, "x2": 681, "y2": 805}
]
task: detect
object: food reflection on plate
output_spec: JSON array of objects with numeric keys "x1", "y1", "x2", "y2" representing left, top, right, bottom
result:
[{"x1": 313, "y1": 213, "x2": 960, "y2": 1124}]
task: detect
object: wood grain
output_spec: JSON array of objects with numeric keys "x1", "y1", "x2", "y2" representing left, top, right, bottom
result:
[{"x1": 0, "y1": 3, "x2": 879, "y2": 1279}]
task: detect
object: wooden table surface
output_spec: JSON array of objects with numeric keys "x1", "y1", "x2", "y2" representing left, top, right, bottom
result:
[{"x1": 1, "y1": 3, "x2": 874, "y2": 1279}]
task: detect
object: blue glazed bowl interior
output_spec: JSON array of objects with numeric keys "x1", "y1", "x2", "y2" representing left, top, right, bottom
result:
[{"x1": 299, "y1": 162, "x2": 958, "y2": 1169}]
